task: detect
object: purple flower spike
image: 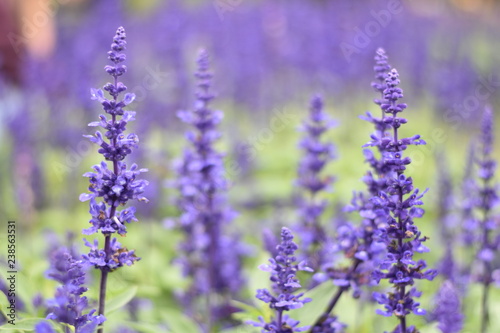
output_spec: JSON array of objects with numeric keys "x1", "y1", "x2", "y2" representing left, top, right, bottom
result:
[
  {"x1": 461, "y1": 143, "x2": 477, "y2": 248},
  {"x1": 295, "y1": 95, "x2": 336, "y2": 270},
  {"x1": 81, "y1": 26, "x2": 147, "y2": 239},
  {"x1": 369, "y1": 66, "x2": 436, "y2": 332},
  {"x1": 311, "y1": 50, "x2": 394, "y2": 331},
  {"x1": 249, "y1": 227, "x2": 312, "y2": 332},
  {"x1": 174, "y1": 50, "x2": 247, "y2": 330},
  {"x1": 473, "y1": 107, "x2": 499, "y2": 333},
  {"x1": 430, "y1": 281, "x2": 463, "y2": 333},
  {"x1": 44, "y1": 247, "x2": 105, "y2": 331},
  {"x1": 80, "y1": 27, "x2": 147, "y2": 333}
]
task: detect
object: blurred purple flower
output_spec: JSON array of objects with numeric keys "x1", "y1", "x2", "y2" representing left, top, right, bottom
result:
[
  {"x1": 174, "y1": 50, "x2": 247, "y2": 329},
  {"x1": 429, "y1": 280, "x2": 463, "y2": 333},
  {"x1": 294, "y1": 95, "x2": 336, "y2": 270},
  {"x1": 461, "y1": 143, "x2": 478, "y2": 248},
  {"x1": 472, "y1": 107, "x2": 499, "y2": 332},
  {"x1": 435, "y1": 153, "x2": 459, "y2": 282},
  {"x1": 45, "y1": 247, "x2": 105, "y2": 332},
  {"x1": 34, "y1": 322, "x2": 56, "y2": 333}
]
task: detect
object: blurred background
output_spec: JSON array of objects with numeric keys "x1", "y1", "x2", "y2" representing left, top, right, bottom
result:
[
  {"x1": 1, "y1": 0, "x2": 500, "y2": 332},
  {"x1": 1, "y1": 0, "x2": 500, "y2": 221}
]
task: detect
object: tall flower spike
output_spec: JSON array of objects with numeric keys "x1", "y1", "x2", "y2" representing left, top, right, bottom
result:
[
  {"x1": 174, "y1": 49, "x2": 247, "y2": 331},
  {"x1": 474, "y1": 107, "x2": 499, "y2": 333},
  {"x1": 80, "y1": 27, "x2": 147, "y2": 333},
  {"x1": 435, "y1": 153, "x2": 457, "y2": 282},
  {"x1": 44, "y1": 247, "x2": 105, "y2": 332},
  {"x1": 460, "y1": 143, "x2": 477, "y2": 248},
  {"x1": 430, "y1": 281, "x2": 463, "y2": 333},
  {"x1": 310, "y1": 50, "x2": 393, "y2": 331},
  {"x1": 370, "y1": 68, "x2": 436, "y2": 333},
  {"x1": 249, "y1": 227, "x2": 312, "y2": 332},
  {"x1": 295, "y1": 95, "x2": 335, "y2": 271}
]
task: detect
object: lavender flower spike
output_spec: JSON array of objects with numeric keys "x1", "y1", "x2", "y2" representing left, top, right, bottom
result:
[
  {"x1": 44, "y1": 247, "x2": 105, "y2": 333},
  {"x1": 430, "y1": 281, "x2": 463, "y2": 333},
  {"x1": 371, "y1": 69, "x2": 437, "y2": 332},
  {"x1": 475, "y1": 107, "x2": 499, "y2": 333},
  {"x1": 295, "y1": 95, "x2": 335, "y2": 269},
  {"x1": 80, "y1": 27, "x2": 147, "y2": 333},
  {"x1": 310, "y1": 49, "x2": 392, "y2": 331},
  {"x1": 175, "y1": 49, "x2": 247, "y2": 331},
  {"x1": 249, "y1": 227, "x2": 312, "y2": 332}
]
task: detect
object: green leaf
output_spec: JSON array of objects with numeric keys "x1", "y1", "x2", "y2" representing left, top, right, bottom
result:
[
  {"x1": 0, "y1": 318, "x2": 49, "y2": 331},
  {"x1": 230, "y1": 300, "x2": 268, "y2": 323},
  {"x1": 160, "y1": 308, "x2": 202, "y2": 333},
  {"x1": 289, "y1": 281, "x2": 337, "y2": 327},
  {"x1": 0, "y1": 291, "x2": 10, "y2": 317},
  {"x1": 419, "y1": 321, "x2": 440, "y2": 333},
  {"x1": 121, "y1": 321, "x2": 168, "y2": 333},
  {"x1": 220, "y1": 325, "x2": 260, "y2": 333},
  {"x1": 106, "y1": 286, "x2": 138, "y2": 316}
]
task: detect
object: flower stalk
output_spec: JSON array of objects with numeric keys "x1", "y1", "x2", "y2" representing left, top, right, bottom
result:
[{"x1": 80, "y1": 27, "x2": 148, "y2": 333}]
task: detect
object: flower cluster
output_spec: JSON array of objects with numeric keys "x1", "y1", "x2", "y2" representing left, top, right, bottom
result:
[
  {"x1": 369, "y1": 69, "x2": 437, "y2": 331},
  {"x1": 251, "y1": 227, "x2": 312, "y2": 332},
  {"x1": 174, "y1": 50, "x2": 247, "y2": 326},
  {"x1": 475, "y1": 108, "x2": 499, "y2": 279},
  {"x1": 82, "y1": 238, "x2": 138, "y2": 272},
  {"x1": 43, "y1": 247, "x2": 104, "y2": 332},
  {"x1": 319, "y1": 49, "x2": 394, "y2": 299},
  {"x1": 80, "y1": 27, "x2": 147, "y2": 273},
  {"x1": 430, "y1": 281, "x2": 463, "y2": 333},
  {"x1": 295, "y1": 95, "x2": 335, "y2": 269},
  {"x1": 472, "y1": 108, "x2": 499, "y2": 332}
]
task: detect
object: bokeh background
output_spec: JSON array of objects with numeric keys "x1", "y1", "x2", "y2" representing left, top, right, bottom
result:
[{"x1": 1, "y1": 0, "x2": 500, "y2": 332}]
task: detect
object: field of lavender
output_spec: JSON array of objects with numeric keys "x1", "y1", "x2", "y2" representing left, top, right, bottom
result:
[{"x1": 2, "y1": 1, "x2": 500, "y2": 333}]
